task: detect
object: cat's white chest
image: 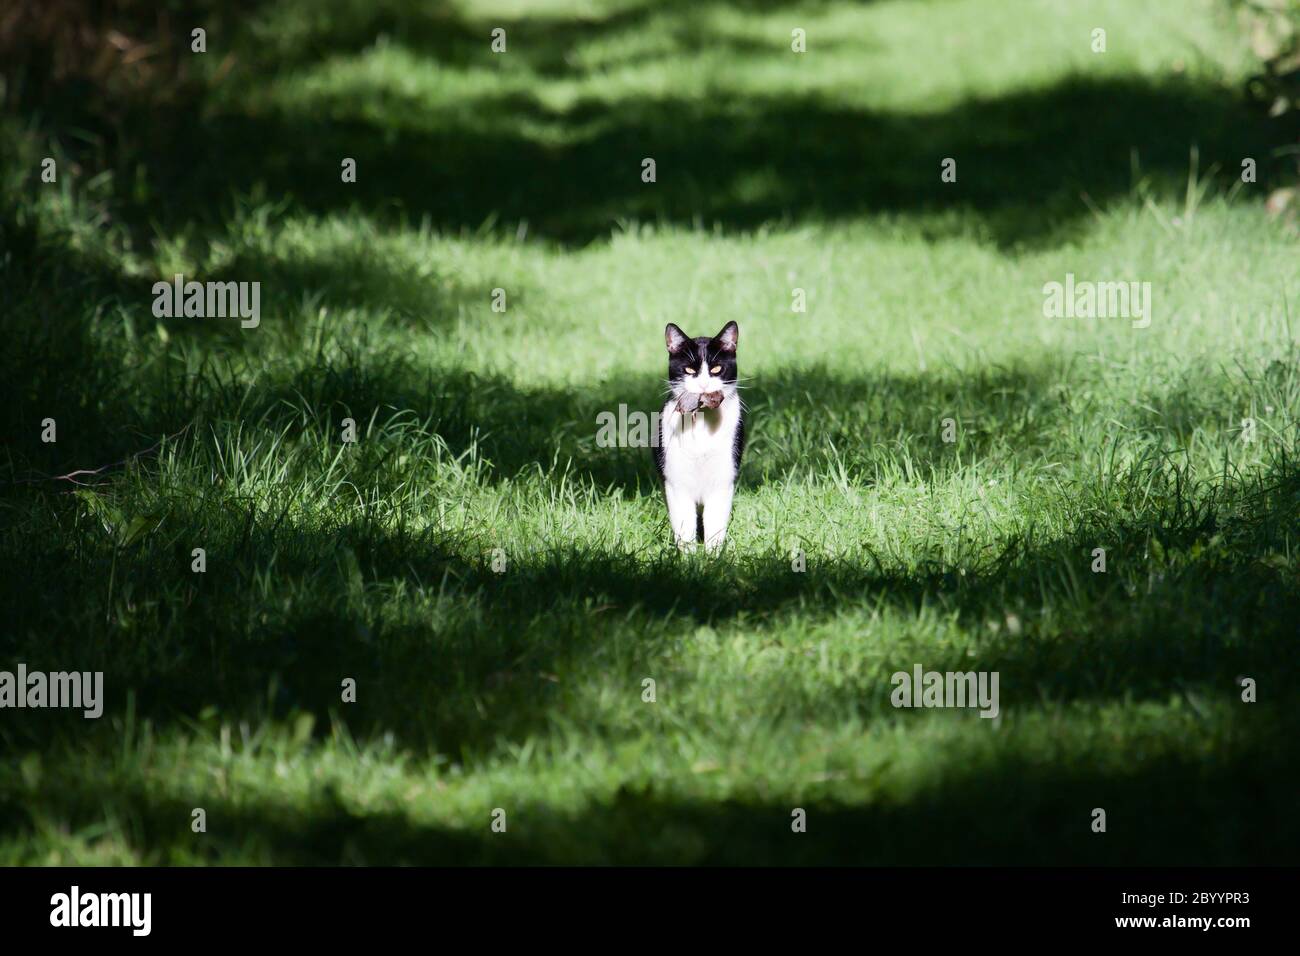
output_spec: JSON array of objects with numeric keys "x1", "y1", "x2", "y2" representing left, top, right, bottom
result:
[{"x1": 660, "y1": 398, "x2": 740, "y2": 501}]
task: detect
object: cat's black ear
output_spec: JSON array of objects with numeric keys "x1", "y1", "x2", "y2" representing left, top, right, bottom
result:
[
  {"x1": 665, "y1": 323, "x2": 690, "y2": 354},
  {"x1": 714, "y1": 321, "x2": 739, "y2": 352}
]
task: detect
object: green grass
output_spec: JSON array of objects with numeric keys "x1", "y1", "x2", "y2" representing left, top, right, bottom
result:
[{"x1": 1, "y1": 0, "x2": 1297, "y2": 864}]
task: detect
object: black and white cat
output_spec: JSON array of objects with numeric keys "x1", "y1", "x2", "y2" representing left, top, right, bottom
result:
[{"x1": 652, "y1": 321, "x2": 745, "y2": 550}]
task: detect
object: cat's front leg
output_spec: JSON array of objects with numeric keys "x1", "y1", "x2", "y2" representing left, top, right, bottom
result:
[
  {"x1": 664, "y1": 482, "x2": 699, "y2": 551},
  {"x1": 701, "y1": 483, "x2": 734, "y2": 552}
]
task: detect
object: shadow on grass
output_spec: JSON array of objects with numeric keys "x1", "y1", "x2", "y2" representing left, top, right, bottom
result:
[
  {"x1": 16, "y1": 1, "x2": 1273, "y2": 246},
  {"x1": 224, "y1": 0, "x2": 825, "y2": 77},
  {"x1": 3, "y1": 721, "x2": 1295, "y2": 864},
  {"x1": 0, "y1": 337, "x2": 1100, "y2": 497},
  {"x1": 0, "y1": 226, "x2": 1270, "y2": 500},
  {"x1": 2, "y1": 448, "x2": 1296, "y2": 759},
  {"x1": 111, "y1": 74, "x2": 1274, "y2": 247},
  {"x1": 0, "y1": 227, "x2": 1210, "y2": 497},
  {"x1": 0, "y1": 218, "x2": 1055, "y2": 486}
]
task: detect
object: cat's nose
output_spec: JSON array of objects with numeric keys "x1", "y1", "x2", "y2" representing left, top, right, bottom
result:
[{"x1": 700, "y1": 391, "x2": 724, "y2": 409}]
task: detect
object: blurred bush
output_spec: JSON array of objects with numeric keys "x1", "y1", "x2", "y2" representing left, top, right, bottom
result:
[
  {"x1": 1231, "y1": 0, "x2": 1300, "y2": 216},
  {"x1": 1240, "y1": 0, "x2": 1300, "y2": 98},
  {"x1": 0, "y1": 0, "x2": 251, "y2": 115}
]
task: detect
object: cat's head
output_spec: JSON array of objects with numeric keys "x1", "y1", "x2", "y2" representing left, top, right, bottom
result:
[{"x1": 664, "y1": 321, "x2": 739, "y2": 407}]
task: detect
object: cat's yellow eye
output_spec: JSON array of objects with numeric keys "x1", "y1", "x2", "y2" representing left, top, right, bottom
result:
[
  {"x1": 685, "y1": 367, "x2": 696, "y2": 375},
  {"x1": 710, "y1": 365, "x2": 722, "y2": 374}
]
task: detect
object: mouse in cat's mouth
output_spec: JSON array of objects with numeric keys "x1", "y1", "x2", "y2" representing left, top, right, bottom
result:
[{"x1": 677, "y1": 391, "x2": 724, "y2": 415}]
